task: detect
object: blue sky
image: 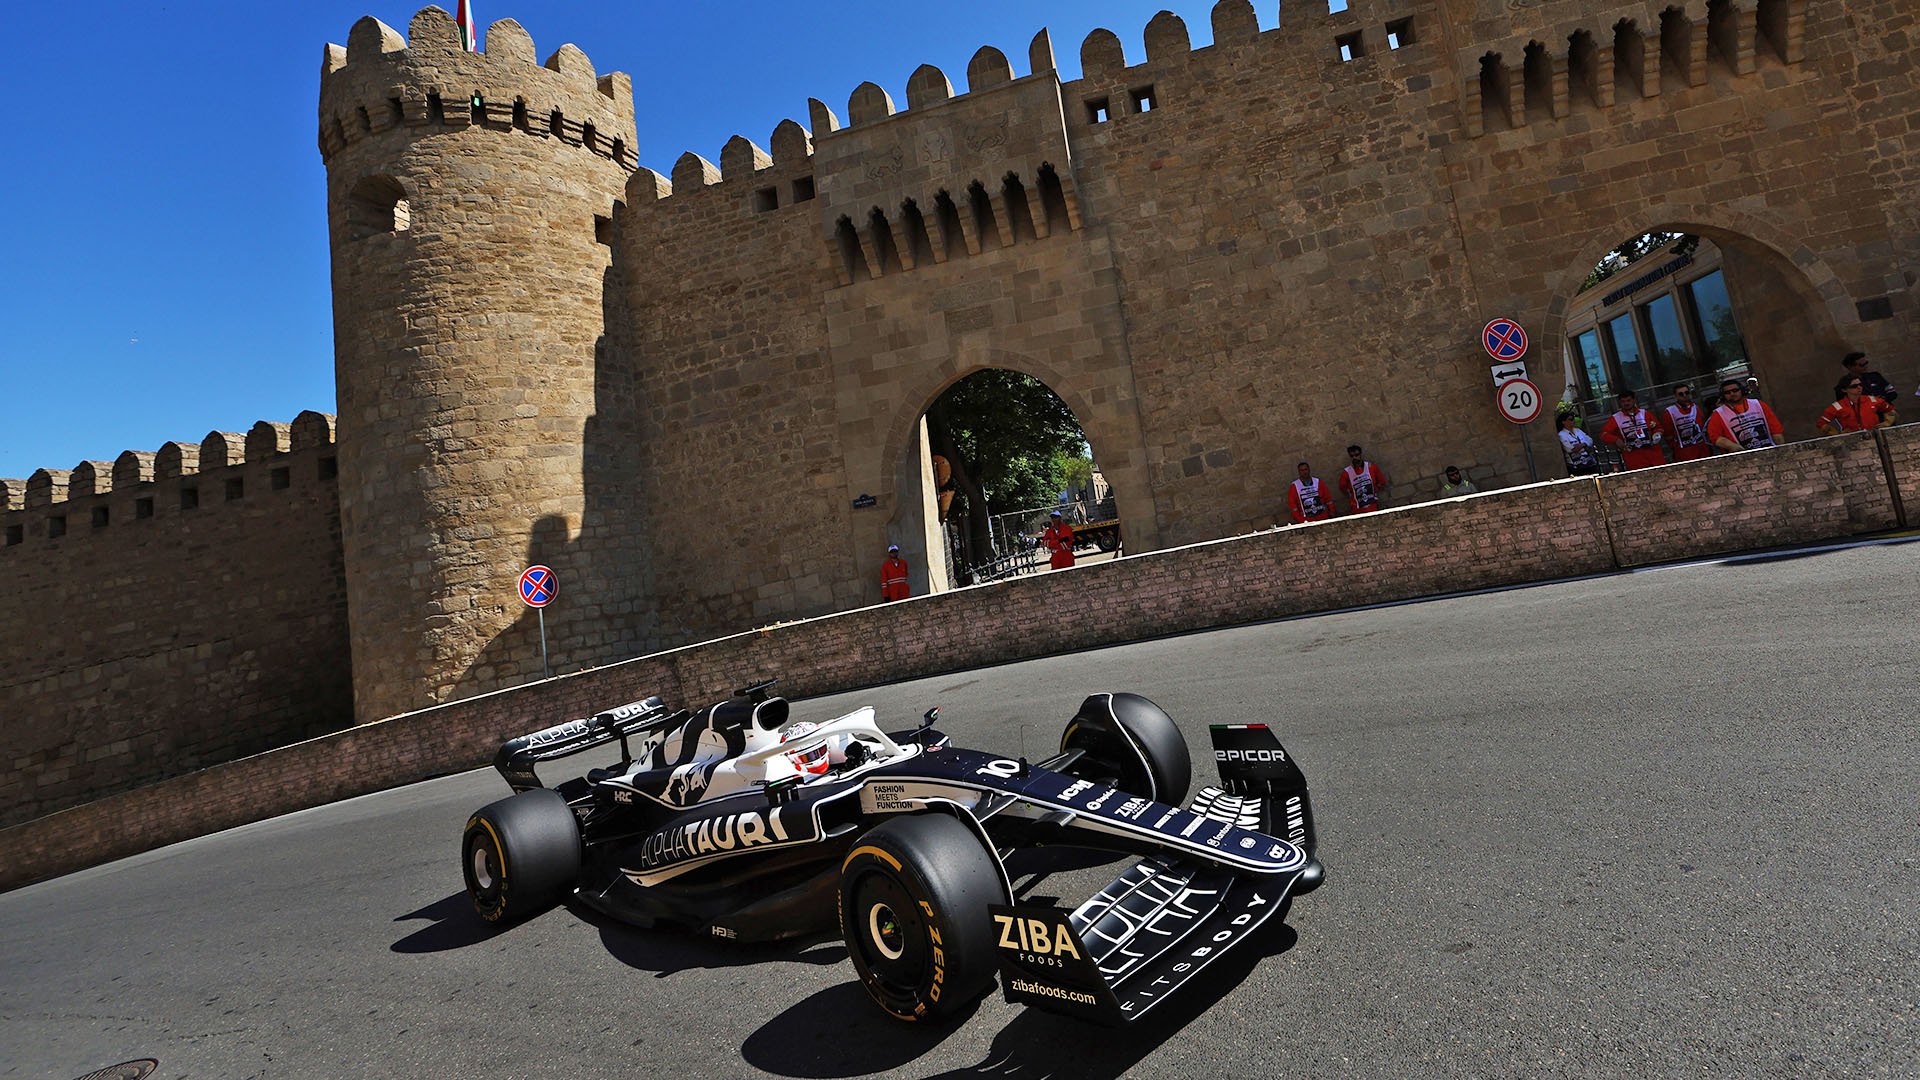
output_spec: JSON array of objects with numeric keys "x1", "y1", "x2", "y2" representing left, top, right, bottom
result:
[{"x1": 0, "y1": 0, "x2": 1222, "y2": 480}]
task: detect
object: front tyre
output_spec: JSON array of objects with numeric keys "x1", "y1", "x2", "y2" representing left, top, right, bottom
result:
[
  {"x1": 462, "y1": 788, "x2": 581, "y2": 924},
  {"x1": 1060, "y1": 693, "x2": 1191, "y2": 806},
  {"x1": 839, "y1": 813, "x2": 1007, "y2": 1021}
]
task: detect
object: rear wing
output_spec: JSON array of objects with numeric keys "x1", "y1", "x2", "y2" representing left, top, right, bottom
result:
[{"x1": 492, "y1": 696, "x2": 681, "y2": 791}]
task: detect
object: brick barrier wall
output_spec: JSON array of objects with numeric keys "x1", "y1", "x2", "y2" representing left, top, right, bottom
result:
[
  {"x1": 1881, "y1": 424, "x2": 1920, "y2": 529},
  {"x1": 1593, "y1": 431, "x2": 1899, "y2": 567},
  {"x1": 2, "y1": 429, "x2": 1913, "y2": 892}
]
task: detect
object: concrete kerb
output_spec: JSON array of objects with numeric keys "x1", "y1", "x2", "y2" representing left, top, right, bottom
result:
[{"x1": 2, "y1": 428, "x2": 1913, "y2": 893}]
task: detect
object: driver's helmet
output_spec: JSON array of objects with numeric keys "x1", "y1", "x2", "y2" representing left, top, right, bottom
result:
[{"x1": 781, "y1": 722, "x2": 831, "y2": 776}]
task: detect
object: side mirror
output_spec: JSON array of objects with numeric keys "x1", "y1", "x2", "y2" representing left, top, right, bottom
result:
[{"x1": 919, "y1": 706, "x2": 940, "y2": 730}]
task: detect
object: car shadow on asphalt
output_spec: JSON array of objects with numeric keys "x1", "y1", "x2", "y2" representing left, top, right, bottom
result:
[
  {"x1": 390, "y1": 892, "x2": 499, "y2": 953},
  {"x1": 577, "y1": 902, "x2": 852, "y2": 977},
  {"x1": 742, "y1": 914, "x2": 1300, "y2": 1079}
]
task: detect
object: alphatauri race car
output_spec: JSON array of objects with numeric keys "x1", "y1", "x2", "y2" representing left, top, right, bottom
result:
[{"x1": 461, "y1": 681, "x2": 1324, "y2": 1024}]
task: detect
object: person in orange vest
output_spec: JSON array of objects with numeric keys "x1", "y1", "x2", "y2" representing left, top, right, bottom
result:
[
  {"x1": 1599, "y1": 390, "x2": 1667, "y2": 470},
  {"x1": 1287, "y1": 461, "x2": 1335, "y2": 524},
  {"x1": 1815, "y1": 375, "x2": 1897, "y2": 434},
  {"x1": 1339, "y1": 445, "x2": 1388, "y2": 513},
  {"x1": 880, "y1": 545, "x2": 910, "y2": 601},
  {"x1": 1706, "y1": 378, "x2": 1784, "y2": 451},
  {"x1": 1042, "y1": 510, "x2": 1076, "y2": 569},
  {"x1": 1658, "y1": 384, "x2": 1713, "y2": 462}
]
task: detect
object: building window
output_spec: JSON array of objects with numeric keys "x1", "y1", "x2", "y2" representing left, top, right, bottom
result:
[
  {"x1": 754, "y1": 187, "x2": 779, "y2": 213},
  {"x1": 5, "y1": 524, "x2": 20, "y2": 546},
  {"x1": 1685, "y1": 270, "x2": 1748, "y2": 371},
  {"x1": 136, "y1": 497, "x2": 154, "y2": 519},
  {"x1": 1386, "y1": 18, "x2": 1416, "y2": 48},
  {"x1": 92, "y1": 506, "x2": 110, "y2": 529},
  {"x1": 792, "y1": 176, "x2": 816, "y2": 203},
  {"x1": 319, "y1": 456, "x2": 338, "y2": 481},
  {"x1": 271, "y1": 466, "x2": 291, "y2": 491},
  {"x1": 1086, "y1": 97, "x2": 1111, "y2": 124},
  {"x1": 1130, "y1": 86, "x2": 1157, "y2": 113},
  {"x1": 1337, "y1": 32, "x2": 1365, "y2": 62},
  {"x1": 347, "y1": 175, "x2": 410, "y2": 240},
  {"x1": 1601, "y1": 312, "x2": 1649, "y2": 395},
  {"x1": 225, "y1": 477, "x2": 245, "y2": 501},
  {"x1": 1571, "y1": 328, "x2": 1611, "y2": 400},
  {"x1": 48, "y1": 515, "x2": 66, "y2": 538},
  {"x1": 1640, "y1": 293, "x2": 1693, "y2": 385},
  {"x1": 181, "y1": 486, "x2": 199, "y2": 510}
]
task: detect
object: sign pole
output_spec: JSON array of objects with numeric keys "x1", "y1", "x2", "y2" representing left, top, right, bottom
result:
[
  {"x1": 537, "y1": 607, "x2": 550, "y2": 678},
  {"x1": 1484, "y1": 318, "x2": 1540, "y2": 484},
  {"x1": 518, "y1": 564, "x2": 557, "y2": 682}
]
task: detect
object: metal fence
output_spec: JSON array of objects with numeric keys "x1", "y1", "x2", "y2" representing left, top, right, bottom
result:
[{"x1": 984, "y1": 496, "x2": 1116, "y2": 562}]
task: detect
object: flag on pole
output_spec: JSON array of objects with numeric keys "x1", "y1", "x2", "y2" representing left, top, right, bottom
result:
[{"x1": 455, "y1": 0, "x2": 477, "y2": 50}]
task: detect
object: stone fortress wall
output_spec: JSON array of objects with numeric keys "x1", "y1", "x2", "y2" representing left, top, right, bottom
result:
[
  {"x1": 3, "y1": 0, "x2": 1918, "y2": 824},
  {"x1": 592, "y1": 0, "x2": 1918, "y2": 707},
  {"x1": 0, "y1": 414, "x2": 351, "y2": 827}
]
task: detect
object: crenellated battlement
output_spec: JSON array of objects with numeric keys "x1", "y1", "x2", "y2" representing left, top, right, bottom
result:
[
  {"x1": 318, "y1": 7, "x2": 636, "y2": 171},
  {"x1": 615, "y1": 0, "x2": 1466, "y2": 274},
  {"x1": 1461, "y1": 0, "x2": 1809, "y2": 139},
  {"x1": 0, "y1": 413, "x2": 338, "y2": 552}
]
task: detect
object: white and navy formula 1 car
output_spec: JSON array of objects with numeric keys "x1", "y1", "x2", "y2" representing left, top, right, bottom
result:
[{"x1": 461, "y1": 680, "x2": 1324, "y2": 1024}]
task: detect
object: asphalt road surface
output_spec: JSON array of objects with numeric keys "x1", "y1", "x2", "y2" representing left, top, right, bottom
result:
[{"x1": 5, "y1": 541, "x2": 1917, "y2": 1080}]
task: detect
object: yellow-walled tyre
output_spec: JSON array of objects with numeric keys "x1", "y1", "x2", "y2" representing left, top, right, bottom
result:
[
  {"x1": 839, "y1": 814, "x2": 1006, "y2": 1022},
  {"x1": 462, "y1": 788, "x2": 581, "y2": 924}
]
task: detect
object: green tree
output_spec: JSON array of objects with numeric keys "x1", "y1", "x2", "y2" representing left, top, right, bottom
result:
[
  {"x1": 1580, "y1": 231, "x2": 1695, "y2": 292},
  {"x1": 924, "y1": 369, "x2": 1088, "y2": 571}
]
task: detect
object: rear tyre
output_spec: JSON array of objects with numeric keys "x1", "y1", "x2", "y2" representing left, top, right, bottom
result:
[
  {"x1": 1060, "y1": 693, "x2": 1191, "y2": 806},
  {"x1": 839, "y1": 813, "x2": 1007, "y2": 1021},
  {"x1": 462, "y1": 788, "x2": 581, "y2": 924}
]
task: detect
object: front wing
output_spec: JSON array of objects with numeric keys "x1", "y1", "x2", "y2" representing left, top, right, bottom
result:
[{"x1": 990, "y1": 787, "x2": 1311, "y2": 1024}]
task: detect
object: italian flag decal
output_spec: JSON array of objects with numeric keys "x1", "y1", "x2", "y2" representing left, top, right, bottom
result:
[{"x1": 456, "y1": 0, "x2": 477, "y2": 50}]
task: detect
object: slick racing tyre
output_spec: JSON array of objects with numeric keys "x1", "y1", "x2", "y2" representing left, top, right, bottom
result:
[
  {"x1": 462, "y1": 788, "x2": 581, "y2": 924},
  {"x1": 1060, "y1": 692, "x2": 1191, "y2": 806},
  {"x1": 839, "y1": 813, "x2": 1007, "y2": 1022}
]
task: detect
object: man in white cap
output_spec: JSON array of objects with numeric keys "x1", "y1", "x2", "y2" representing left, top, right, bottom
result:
[
  {"x1": 1042, "y1": 510, "x2": 1077, "y2": 569},
  {"x1": 880, "y1": 544, "x2": 910, "y2": 601}
]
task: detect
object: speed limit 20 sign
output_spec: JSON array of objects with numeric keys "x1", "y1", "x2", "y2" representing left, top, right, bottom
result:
[{"x1": 1497, "y1": 377, "x2": 1543, "y2": 424}]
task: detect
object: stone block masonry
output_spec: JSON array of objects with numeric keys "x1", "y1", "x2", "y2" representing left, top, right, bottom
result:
[
  {"x1": 315, "y1": 1, "x2": 1920, "y2": 727},
  {"x1": 0, "y1": 414, "x2": 352, "y2": 828},
  {"x1": 3, "y1": 428, "x2": 1912, "y2": 892}
]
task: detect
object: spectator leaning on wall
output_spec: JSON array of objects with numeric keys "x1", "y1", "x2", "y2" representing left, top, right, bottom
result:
[
  {"x1": 1707, "y1": 378, "x2": 1784, "y2": 451},
  {"x1": 1340, "y1": 445, "x2": 1389, "y2": 513},
  {"x1": 1659, "y1": 384, "x2": 1714, "y2": 462},
  {"x1": 1287, "y1": 461, "x2": 1336, "y2": 523},
  {"x1": 1600, "y1": 390, "x2": 1667, "y2": 470},
  {"x1": 880, "y1": 545, "x2": 910, "y2": 601},
  {"x1": 1438, "y1": 465, "x2": 1478, "y2": 497},
  {"x1": 1842, "y1": 352, "x2": 1898, "y2": 404},
  {"x1": 1816, "y1": 375, "x2": 1897, "y2": 434},
  {"x1": 1558, "y1": 411, "x2": 1601, "y2": 476}
]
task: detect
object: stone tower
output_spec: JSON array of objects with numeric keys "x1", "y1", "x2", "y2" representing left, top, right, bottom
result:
[{"x1": 318, "y1": 7, "x2": 634, "y2": 721}]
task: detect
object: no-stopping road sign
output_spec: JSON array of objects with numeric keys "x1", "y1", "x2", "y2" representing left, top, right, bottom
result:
[
  {"x1": 519, "y1": 565, "x2": 556, "y2": 608},
  {"x1": 1497, "y1": 378, "x2": 1543, "y2": 424},
  {"x1": 1482, "y1": 318, "x2": 1528, "y2": 361}
]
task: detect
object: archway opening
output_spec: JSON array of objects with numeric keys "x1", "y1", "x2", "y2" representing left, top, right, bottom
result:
[
  {"x1": 1556, "y1": 227, "x2": 1842, "y2": 462},
  {"x1": 919, "y1": 368, "x2": 1115, "y2": 587}
]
